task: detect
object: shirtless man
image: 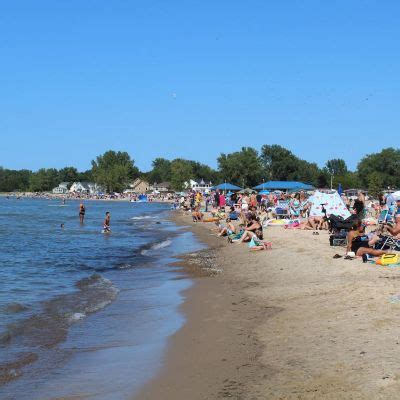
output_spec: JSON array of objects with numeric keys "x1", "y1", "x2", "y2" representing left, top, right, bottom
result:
[
  {"x1": 103, "y1": 212, "x2": 111, "y2": 233},
  {"x1": 79, "y1": 203, "x2": 85, "y2": 224}
]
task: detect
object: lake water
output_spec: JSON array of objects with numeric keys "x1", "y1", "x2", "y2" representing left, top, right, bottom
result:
[{"x1": 0, "y1": 197, "x2": 201, "y2": 399}]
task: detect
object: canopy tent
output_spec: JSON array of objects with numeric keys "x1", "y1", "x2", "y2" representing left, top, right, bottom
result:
[
  {"x1": 211, "y1": 183, "x2": 242, "y2": 191},
  {"x1": 253, "y1": 181, "x2": 314, "y2": 191},
  {"x1": 309, "y1": 191, "x2": 351, "y2": 219},
  {"x1": 239, "y1": 188, "x2": 256, "y2": 194}
]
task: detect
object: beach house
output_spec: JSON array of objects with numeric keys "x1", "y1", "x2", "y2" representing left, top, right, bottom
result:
[
  {"x1": 185, "y1": 179, "x2": 213, "y2": 193},
  {"x1": 69, "y1": 182, "x2": 104, "y2": 194},
  {"x1": 52, "y1": 182, "x2": 69, "y2": 194},
  {"x1": 150, "y1": 182, "x2": 172, "y2": 192},
  {"x1": 128, "y1": 178, "x2": 150, "y2": 193}
]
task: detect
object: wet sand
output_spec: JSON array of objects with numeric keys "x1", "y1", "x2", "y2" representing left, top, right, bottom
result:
[{"x1": 136, "y1": 213, "x2": 400, "y2": 399}]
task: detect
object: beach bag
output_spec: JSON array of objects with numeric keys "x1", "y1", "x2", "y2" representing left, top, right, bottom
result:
[{"x1": 376, "y1": 254, "x2": 399, "y2": 265}]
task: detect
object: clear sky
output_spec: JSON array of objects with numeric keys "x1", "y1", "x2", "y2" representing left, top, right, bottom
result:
[{"x1": 1, "y1": 1, "x2": 399, "y2": 172}]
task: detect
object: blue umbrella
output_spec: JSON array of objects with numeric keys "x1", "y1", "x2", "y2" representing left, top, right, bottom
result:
[{"x1": 211, "y1": 183, "x2": 242, "y2": 191}]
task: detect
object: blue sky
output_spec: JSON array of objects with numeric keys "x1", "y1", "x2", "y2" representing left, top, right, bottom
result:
[{"x1": 1, "y1": 1, "x2": 399, "y2": 172}]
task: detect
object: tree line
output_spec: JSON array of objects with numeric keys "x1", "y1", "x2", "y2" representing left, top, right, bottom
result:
[{"x1": 0, "y1": 146, "x2": 399, "y2": 194}]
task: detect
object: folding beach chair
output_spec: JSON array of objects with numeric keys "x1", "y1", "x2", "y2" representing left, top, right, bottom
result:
[
  {"x1": 377, "y1": 235, "x2": 400, "y2": 251},
  {"x1": 377, "y1": 210, "x2": 394, "y2": 225},
  {"x1": 275, "y1": 200, "x2": 290, "y2": 219}
]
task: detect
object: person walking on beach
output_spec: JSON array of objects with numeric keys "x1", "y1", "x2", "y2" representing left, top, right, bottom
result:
[
  {"x1": 214, "y1": 190, "x2": 220, "y2": 209},
  {"x1": 79, "y1": 203, "x2": 86, "y2": 223},
  {"x1": 103, "y1": 211, "x2": 111, "y2": 233}
]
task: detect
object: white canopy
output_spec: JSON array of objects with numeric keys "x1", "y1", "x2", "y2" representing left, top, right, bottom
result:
[{"x1": 309, "y1": 191, "x2": 351, "y2": 219}]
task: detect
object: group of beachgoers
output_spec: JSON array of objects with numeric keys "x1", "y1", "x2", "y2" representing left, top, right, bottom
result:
[
  {"x1": 57, "y1": 202, "x2": 111, "y2": 233},
  {"x1": 7, "y1": 191, "x2": 174, "y2": 203},
  {"x1": 177, "y1": 189, "x2": 400, "y2": 261}
]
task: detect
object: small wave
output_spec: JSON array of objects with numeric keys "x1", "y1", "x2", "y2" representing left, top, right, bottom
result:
[
  {"x1": 141, "y1": 239, "x2": 172, "y2": 255},
  {"x1": 131, "y1": 215, "x2": 156, "y2": 220},
  {"x1": 68, "y1": 312, "x2": 86, "y2": 322}
]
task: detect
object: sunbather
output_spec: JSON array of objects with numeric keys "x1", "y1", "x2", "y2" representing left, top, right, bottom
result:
[
  {"x1": 346, "y1": 220, "x2": 387, "y2": 258},
  {"x1": 384, "y1": 199, "x2": 400, "y2": 237},
  {"x1": 218, "y1": 218, "x2": 237, "y2": 237},
  {"x1": 235, "y1": 216, "x2": 262, "y2": 243},
  {"x1": 191, "y1": 207, "x2": 203, "y2": 222}
]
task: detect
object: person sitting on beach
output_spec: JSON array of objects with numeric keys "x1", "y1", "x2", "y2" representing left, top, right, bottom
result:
[
  {"x1": 346, "y1": 220, "x2": 386, "y2": 259},
  {"x1": 383, "y1": 199, "x2": 400, "y2": 237},
  {"x1": 192, "y1": 206, "x2": 203, "y2": 222},
  {"x1": 289, "y1": 193, "x2": 302, "y2": 219},
  {"x1": 228, "y1": 206, "x2": 239, "y2": 220},
  {"x1": 218, "y1": 218, "x2": 237, "y2": 237},
  {"x1": 234, "y1": 215, "x2": 262, "y2": 243}
]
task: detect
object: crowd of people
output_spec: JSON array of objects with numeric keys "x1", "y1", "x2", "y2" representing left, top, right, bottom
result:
[{"x1": 176, "y1": 189, "x2": 400, "y2": 261}]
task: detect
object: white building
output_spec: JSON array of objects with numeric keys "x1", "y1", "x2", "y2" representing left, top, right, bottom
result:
[
  {"x1": 185, "y1": 179, "x2": 213, "y2": 193},
  {"x1": 149, "y1": 182, "x2": 172, "y2": 192},
  {"x1": 52, "y1": 182, "x2": 69, "y2": 194},
  {"x1": 69, "y1": 182, "x2": 104, "y2": 195}
]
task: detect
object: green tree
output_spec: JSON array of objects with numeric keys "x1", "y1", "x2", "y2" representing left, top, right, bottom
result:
[
  {"x1": 169, "y1": 159, "x2": 194, "y2": 190},
  {"x1": 91, "y1": 150, "x2": 139, "y2": 192},
  {"x1": 77, "y1": 169, "x2": 94, "y2": 182},
  {"x1": 325, "y1": 159, "x2": 348, "y2": 176},
  {"x1": 367, "y1": 171, "x2": 384, "y2": 198},
  {"x1": 357, "y1": 147, "x2": 400, "y2": 190},
  {"x1": 147, "y1": 158, "x2": 172, "y2": 183},
  {"x1": 0, "y1": 168, "x2": 32, "y2": 192},
  {"x1": 29, "y1": 168, "x2": 59, "y2": 192},
  {"x1": 58, "y1": 167, "x2": 79, "y2": 184},
  {"x1": 217, "y1": 147, "x2": 262, "y2": 187},
  {"x1": 260, "y1": 144, "x2": 321, "y2": 185}
]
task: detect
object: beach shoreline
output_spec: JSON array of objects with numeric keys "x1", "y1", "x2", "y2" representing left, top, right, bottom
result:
[
  {"x1": 135, "y1": 212, "x2": 267, "y2": 400},
  {"x1": 135, "y1": 211, "x2": 400, "y2": 400}
]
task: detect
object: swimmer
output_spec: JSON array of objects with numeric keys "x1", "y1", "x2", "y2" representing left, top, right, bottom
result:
[
  {"x1": 60, "y1": 223, "x2": 65, "y2": 229},
  {"x1": 103, "y1": 211, "x2": 111, "y2": 233},
  {"x1": 79, "y1": 203, "x2": 85, "y2": 223}
]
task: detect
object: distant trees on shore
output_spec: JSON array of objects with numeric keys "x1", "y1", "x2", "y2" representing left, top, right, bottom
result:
[{"x1": 1, "y1": 146, "x2": 399, "y2": 193}]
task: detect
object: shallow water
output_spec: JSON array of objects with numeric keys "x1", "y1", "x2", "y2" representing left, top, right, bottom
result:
[{"x1": 0, "y1": 198, "x2": 202, "y2": 399}]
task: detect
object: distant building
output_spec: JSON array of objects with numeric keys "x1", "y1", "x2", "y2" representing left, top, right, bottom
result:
[
  {"x1": 185, "y1": 179, "x2": 213, "y2": 193},
  {"x1": 52, "y1": 182, "x2": 69, "y2": 194},
  {"x1": 69, "y1": 182, "x2": 104, "y2": 194},
  {"x1": 127, "y1": 178, "x2": 150, "y2": 194},
  {"x1": 150, "y1": 182, "x2": 172, "y2": 192}
]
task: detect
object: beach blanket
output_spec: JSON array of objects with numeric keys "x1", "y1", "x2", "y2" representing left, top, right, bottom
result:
[{"x1": 309, "y1": 191, "x2": 351, "y2": 219}]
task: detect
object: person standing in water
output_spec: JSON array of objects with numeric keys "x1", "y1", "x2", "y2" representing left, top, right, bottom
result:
[
  {"x1": 79, "y1": 203, "x2": 85, "y2": 223},
  {"x1": 103, "y1": 211, "x2": 111, "y2": 233}
]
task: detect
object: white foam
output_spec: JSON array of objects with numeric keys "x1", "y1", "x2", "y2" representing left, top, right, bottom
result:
[
  {"x1": 140, "y1": 239, "x2": 172, "y2": 255},
  {"x1": 69, "y1": 312, "x2": 86, "y2": 322},
  {"x1": 131, "y1": 216, "x2": 155, "y2": 220}
]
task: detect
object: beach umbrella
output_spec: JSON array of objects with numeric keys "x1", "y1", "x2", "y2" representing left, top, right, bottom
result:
[
  {"x1": 391, "y1": 191, "x2": 400, "y2": 200},
  {"x1": 239, "y1": 188, "x2": 256, "y2": 194},
  {"x1": 211, "y1": 183, "x2": 242, "y2": 191}
]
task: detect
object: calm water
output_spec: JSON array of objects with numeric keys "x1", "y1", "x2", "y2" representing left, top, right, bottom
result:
[{"x1": 0, "y1": 197, "x2": 202, "y2": 399}]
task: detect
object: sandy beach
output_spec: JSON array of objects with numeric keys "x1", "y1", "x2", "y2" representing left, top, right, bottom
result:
[{"x1": 136, "y1": 212, "x2": 400, "y2": 400}]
